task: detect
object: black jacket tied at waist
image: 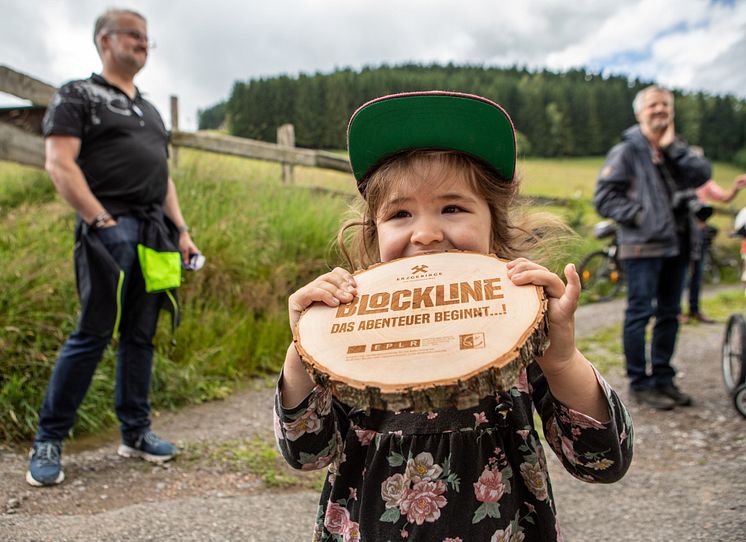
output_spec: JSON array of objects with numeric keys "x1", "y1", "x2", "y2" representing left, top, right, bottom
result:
[{"x1": 74, "y1": 204, "x2": 180, "y2": 337}]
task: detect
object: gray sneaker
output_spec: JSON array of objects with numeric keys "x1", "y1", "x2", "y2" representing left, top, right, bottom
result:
[
  {"x1": 26, "y1": 440, "x2": 65, "y2": 487},
  {"x1": 117, "y1": 430, "x2": 176, "y2": 463}
]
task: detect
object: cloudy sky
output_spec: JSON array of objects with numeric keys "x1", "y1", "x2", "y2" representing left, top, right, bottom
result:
[{"x1": 2, "y1": 0, "x2": 745, "y2": 130}]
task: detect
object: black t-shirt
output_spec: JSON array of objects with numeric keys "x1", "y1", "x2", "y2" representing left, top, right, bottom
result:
[{"x1": 42, "y1": 73, "x2": 169, "y2": 215}]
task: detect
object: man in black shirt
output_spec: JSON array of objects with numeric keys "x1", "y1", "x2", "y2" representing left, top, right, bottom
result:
[
  {"x1": 594, "y1": 86, "x2": 710, "y2": 411},
  {"x1": 27, "y1": 8, "x2": 199, "y2": 486}
]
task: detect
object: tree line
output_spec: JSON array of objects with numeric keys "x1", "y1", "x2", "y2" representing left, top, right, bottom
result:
[{"x1": 198, "y1": 64, "x2": 746, "y2": 164}]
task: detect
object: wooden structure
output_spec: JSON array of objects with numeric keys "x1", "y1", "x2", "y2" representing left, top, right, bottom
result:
[
  {"x1": 0, "y1": 64, "x2": 736, "y2": 218},
  {"x1": 170, "y1": 95, "x2": 180, "y2": 167},
  {"x1": 0, "y1": 66, "x2": 56, "y2": 169},
  {"x1": 170, "y1": 130, "x2": 350, "y2": 173},
  {"x1": 0, "y1": 106, "x2": 46, "y2": 134},
  {"x1": 277, "y1": 123, "x2": 295, "y2": 184},
  {"x1": 0, "y1": 64, "x2": 351, "y2": 178},
  {"x1": 0, "y1": 122, "x2": 45, "y2": 169},
  {"x1": 295, "y1": 252, "x2": 549, "y2": 411},
  {"x1": 0, "y1": 65, "x2": 56, "y2": 106}
]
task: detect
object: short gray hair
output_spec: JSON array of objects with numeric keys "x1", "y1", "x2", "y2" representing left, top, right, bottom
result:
[
  {"x1": 633, "y1": 85, "x2": 673, "y2": 114},
  {"x1": 93, "y1": 8, "x2": 146, "y2": 54}
]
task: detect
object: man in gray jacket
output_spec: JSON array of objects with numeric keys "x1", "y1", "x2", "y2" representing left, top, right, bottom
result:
[{"x1": 594, "y1": 85, "x2": 711, "y2": 410}]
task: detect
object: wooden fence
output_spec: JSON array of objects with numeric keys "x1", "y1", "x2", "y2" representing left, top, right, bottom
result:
[
  {"x1": 0, "y1": 64, "x2": 350, "y2": 181},
  {"x1": 0, "y1": 64, "x2": 738, "y2": 217}
]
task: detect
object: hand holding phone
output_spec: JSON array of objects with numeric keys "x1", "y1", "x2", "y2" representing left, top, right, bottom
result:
[{"x1": 184, "y1": 252, "x2": 206, "y2": 271}]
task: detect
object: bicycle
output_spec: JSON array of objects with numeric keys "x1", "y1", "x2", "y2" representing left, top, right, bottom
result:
[
  {"x1": 578, "y1": 221, "x2": 624, "y2": 303},
  {"x1": 722, "y1": 311, "x2": 746, "y2": 418},
  {"x1": 720, "y1": 210, "x2": 746, "y2": 418},
  {"x1": 701, "y1": 224, "x2": 740, "y2": 285},
  {"x1": 722, "y1": 314, "x2": 746, "y2": 387}
]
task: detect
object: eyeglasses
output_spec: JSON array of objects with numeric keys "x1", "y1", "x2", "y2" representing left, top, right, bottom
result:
[{"x1": 108, "y1": 29, "x2": 156, "y2": 49}]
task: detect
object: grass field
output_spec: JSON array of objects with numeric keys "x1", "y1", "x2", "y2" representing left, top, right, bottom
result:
[
  {"x1": 1, "y1": 150, "x2": 743, "y2": 444},
  {"x1": 0, "y1": 151, "x2": 351, "y2": 442}
]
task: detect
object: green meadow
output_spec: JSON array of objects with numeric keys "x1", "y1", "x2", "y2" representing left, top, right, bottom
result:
[{"x1": 1, "y1": 150, "x2": 743, "y2": 444}]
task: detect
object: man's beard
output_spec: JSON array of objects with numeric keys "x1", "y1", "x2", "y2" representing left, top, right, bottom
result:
[
  {"x1": 648, "y1": 115, "x2": 670, "y2": 131},
  {"x1": 116, "y1": 50, "x2": 147, "y2": 73}
]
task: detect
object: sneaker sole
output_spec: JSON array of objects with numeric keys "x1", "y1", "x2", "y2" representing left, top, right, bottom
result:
[
  {"x1": 26, "y1": 469, "x2": 64, "y2": 487},
  {"x1": 117, "y1": 444, "x2": 175, "y2": 463}
]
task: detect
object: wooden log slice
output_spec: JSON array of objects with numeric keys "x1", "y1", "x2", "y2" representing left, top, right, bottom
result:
[{"x1": 294, "y1": 252, "x2": 549, "y2": 411}]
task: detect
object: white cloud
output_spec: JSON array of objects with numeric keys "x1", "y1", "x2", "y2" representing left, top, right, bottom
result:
[
  {"x1": 545, "y1": 0, "x2": 746, "y2": 96},
  {"x1": 1, "y1": 0, "x2": 744, "y2": 130},
  {"x1": 651, "y1": 1, "x2": 746, "y2": 93}
]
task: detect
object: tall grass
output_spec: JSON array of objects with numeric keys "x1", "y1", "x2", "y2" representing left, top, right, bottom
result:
[
  {"x1": 0, "y1": 162, "x2": 57, "y2": 215},
  {"x1": 2, "y1": 149, "x2": 740, "y2": 444},
  {"x1": 0, "y1": 151, "x2": 350, "y2": 443}
]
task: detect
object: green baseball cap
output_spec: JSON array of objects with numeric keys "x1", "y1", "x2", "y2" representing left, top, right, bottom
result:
[{"x1": 347, "y1": 91, "x2": 516, "y2": 194}]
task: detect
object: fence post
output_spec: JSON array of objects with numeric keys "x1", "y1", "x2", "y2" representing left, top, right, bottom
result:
[
  {"x1": 170, "y1": 95, "x2": 179, "y2": 169},
  {"x1": 277, "y1": 123, "x2": 295, "y2": 185}
]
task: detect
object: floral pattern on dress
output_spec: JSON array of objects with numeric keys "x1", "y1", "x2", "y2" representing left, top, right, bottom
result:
[
  {"x1": 324, "y1": 501, "x2": 361, "y2": 541},
  {"x1": 473, "y1": 448, "x2": 512, "y2": 523},
  {"x1": 379, "y1": 451, "x2": 459, "y2": 532},
  {"x1": 275, "y1": 364, "x2": 633, "y2": 541}
]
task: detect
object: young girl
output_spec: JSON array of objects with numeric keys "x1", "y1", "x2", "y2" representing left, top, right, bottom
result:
[{"x1": 274, "y1": 91, "x2": 633, "y2": 541}]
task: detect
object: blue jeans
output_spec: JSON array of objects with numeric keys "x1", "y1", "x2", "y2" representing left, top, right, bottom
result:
[
  {"x1": 622, "y1": 255, "x2": 688, "y2": 391},
  {"x1": 36, "y1": 216, "x2": 161, "y2": 442}
]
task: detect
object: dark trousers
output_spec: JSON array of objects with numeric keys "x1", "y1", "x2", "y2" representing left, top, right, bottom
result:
[
  {"x1": 686, "y1": 227, "x2": 709, "y2": 314},
  {"x1": 36, "y1": 217, "x2": 161, "y2": 442},
  {"x1": 622, "y1": 254, "x2": 689, "y2": 391}
]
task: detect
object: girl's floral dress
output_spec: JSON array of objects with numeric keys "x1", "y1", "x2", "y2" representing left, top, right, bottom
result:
[{"x1": 274, "y1": 363, "x2": 633, "y2": 541}]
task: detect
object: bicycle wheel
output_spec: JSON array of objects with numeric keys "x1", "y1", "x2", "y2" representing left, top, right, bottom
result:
[
  {"x1": 734, "y1": 383, "x2": 746, "y2": 418},
  {"x1": 578, "y1": 250, "x2": 623, "y2": 302},
  {"x1": 722, "y1": 314, "x2": 746, "y2": 393}
]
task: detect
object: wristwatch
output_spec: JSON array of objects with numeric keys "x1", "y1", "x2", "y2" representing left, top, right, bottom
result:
[
  {"x1": 91, "y1": 211, "x2": 113, "y2": 230},
  {"x1": 177, "y1": 224, "x2": 190, "y2": 234}
]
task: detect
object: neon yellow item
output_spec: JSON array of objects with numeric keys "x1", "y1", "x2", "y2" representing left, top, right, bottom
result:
[
  {"x1": 114, "y1": 269, "x2": 124, "y2": 335},
  {"x1": 137, "y1": 244, "x2": 181, "y2": 293}
]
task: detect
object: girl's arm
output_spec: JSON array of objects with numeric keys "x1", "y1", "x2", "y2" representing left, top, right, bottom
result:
[
  {"x1": 274, "y1": 268, "x2": 358, "y2": 471},
  {"x1": 281, "y1": 267, "x2": 357, "y2": 408},
  {"x1": 281, "y1": 345, "x2": 316, "y2": 408},
  {"x1": 507, "y1": 259, "x2": 609, "y2": 421}
]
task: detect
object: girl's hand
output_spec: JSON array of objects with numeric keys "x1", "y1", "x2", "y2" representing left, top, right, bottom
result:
[
  {"x1": 288, "y1": 267, "x2": 357, "y2": 332},
  {"x1": 507, "y1": 258, "x2": 581, "y2": 373},
  {"x1": 508, "y1": 259, "x2": 609, "y2": 420},
  {"x1": 282, "y1": 268, "x2": 357, "y2": 408}
]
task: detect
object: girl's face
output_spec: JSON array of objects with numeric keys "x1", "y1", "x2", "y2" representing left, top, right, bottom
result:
[{"x1": 374, "y1": 161, "x2": 493, "y2": 262}]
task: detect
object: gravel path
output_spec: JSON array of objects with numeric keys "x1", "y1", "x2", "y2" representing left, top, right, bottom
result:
[{"x1": 1, "y1": 288, "x2": 745, "y2": 541}]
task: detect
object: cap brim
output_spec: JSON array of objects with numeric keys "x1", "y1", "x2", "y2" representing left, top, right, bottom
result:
[{"x1": 347, "y1": 91, "x2": 516, "y2": 190}]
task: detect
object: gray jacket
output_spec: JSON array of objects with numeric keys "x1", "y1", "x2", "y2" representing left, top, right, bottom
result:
[{"x1": 593, "y1": 125, "x2": 711, "y2": 259}]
